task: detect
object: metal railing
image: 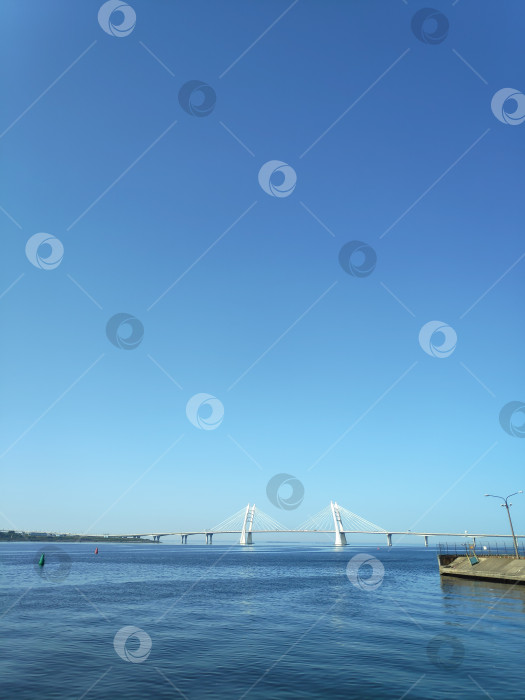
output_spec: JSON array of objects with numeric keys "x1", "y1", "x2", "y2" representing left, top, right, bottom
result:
[{"x1": 438, "y1": 541, "x2": 525, "y2": 558}]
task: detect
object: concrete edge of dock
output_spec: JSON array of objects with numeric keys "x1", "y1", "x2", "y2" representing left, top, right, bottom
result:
[{"x1": 438, "y1": 553, "x2": 525, "y2": 584}]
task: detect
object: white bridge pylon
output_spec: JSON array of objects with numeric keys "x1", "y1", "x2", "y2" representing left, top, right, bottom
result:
[
  {"x1": 211, "y1": 504, "x2": 289, "y2": 545},
  {"x1": 296, "y1": 501, "x2": 387, "y2": 547},
  {"x1": 240, "y1": 503, "x2": 254, "y2": 545},
  {"x1": 332, "y1": 501, "x2": 347, "y2": 546}
]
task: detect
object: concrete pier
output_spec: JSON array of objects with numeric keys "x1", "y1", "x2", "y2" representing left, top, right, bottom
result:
[
  {"x1": 240, "y1": 504, "x2": 255, "y2": 545},
  {"x1": 331, "y1": 502, "x2": 347, "y2": 546},
  {"x1": 438, "y1": 554, "x2": 525, "y2": 584}
]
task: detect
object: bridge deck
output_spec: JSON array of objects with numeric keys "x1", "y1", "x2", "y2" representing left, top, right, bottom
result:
[{"x1": 82, "y1": 530, "x2": 525, "y2": 538}]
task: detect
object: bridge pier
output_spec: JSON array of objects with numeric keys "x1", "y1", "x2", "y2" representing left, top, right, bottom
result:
[
  {"x1": 240, "y1": 504, "x2": 255, "y2": 545},
  {"x1": 206, "y1": 533, "x2": 213, "y2": 545},
  {"x1": 334, "y1": 530, "x2": 347, "y2": 546},
  {"x1": 387, "y1": 533, "x2": 392, "y2": 547},
  {"x1": 424, "y1": 535, "x2": 428, "y2": 547},
  {"x1": 331, "y1": 501, "x2": 347, "y2": 546},
  {"x1": 181, "y1": 535, "x2": 188, "y2": 544}
]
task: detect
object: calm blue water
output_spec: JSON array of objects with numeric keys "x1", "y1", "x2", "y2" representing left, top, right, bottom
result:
[{"x1": 1, "y1": 542, "x2": 525, "y2": 699}]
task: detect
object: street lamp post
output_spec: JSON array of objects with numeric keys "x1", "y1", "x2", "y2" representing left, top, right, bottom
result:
[{"x1": 484, "y1": 491, "x2": 523, "y2": 559}]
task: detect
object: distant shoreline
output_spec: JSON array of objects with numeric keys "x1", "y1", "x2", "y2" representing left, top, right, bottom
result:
[{"x1": 0, "y1": 534, "x2": 156, "y2": 543}]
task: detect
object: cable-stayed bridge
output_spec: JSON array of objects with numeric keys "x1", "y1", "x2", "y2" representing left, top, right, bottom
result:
[{"x1": 90, "y1": 501, "x2": 525, "y2": 547}]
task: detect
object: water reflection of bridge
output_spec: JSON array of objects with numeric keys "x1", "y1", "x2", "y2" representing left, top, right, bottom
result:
[{"x1": 97, "y1": 502, "x2": 525, "y2": 547}]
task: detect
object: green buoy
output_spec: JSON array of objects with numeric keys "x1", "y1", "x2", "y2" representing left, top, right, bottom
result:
[{"x1": 38, "y1": 553, "x2": 45, "y2": 567}]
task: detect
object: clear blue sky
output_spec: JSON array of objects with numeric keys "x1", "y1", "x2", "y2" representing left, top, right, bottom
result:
[{"x1": 1, "y1": 1, "x2": 524, "y2": 538}]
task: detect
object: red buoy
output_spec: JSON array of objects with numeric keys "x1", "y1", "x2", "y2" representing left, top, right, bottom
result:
[{"x1": 95, "y1": 547, "x2": 99, "y2": 555}]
